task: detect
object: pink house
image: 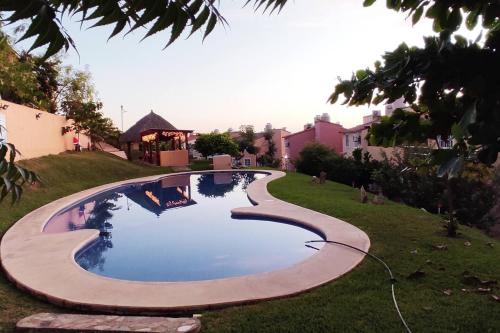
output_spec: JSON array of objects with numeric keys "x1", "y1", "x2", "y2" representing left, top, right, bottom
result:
[{"x1": 284, "y1": 118, "x2": 344, "y2": 169}]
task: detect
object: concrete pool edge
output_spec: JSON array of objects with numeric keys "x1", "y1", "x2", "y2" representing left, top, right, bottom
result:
[{"x1": 0, "y1": 170, "x2": 370, "y2": 313}]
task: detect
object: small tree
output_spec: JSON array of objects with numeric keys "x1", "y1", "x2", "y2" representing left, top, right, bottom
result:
[
  {"x1": 194, "y1": 132, "x2": 239, "y2": 158},
  {"x1": 260, "y1": 125, "x2": 278, "y2": 167},
  {"x1": 237, "y1": 125, "x2": 258, "y2": 155},
  {"x1": 59, "y1": 67, "x2": 120, "y2": 147}
]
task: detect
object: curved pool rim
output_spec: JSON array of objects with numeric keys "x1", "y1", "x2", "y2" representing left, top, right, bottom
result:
[{"x1": 1, "y1": 170, "x2": 370, "y2": 313}]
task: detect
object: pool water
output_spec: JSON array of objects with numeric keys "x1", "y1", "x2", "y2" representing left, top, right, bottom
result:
[{"x1": 44, "y1": 172, "x2": 323, "y2": 282}]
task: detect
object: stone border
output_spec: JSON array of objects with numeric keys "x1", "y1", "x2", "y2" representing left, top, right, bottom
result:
[{"x1": 1, "y1": 170, "x2": 370, "y2": 313}]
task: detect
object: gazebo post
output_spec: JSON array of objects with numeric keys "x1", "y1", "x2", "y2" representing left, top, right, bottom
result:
[
  {"x1": 155, "y1": 133, "x2": 160, "y2": 166},
  {"x1": 127, "y1": 142, "x2": 131, "y2": 160},
  {"x1": 184, "y1": 132, "x2": 188, "y2": 150},
  {"x1": 149, "y1": 141, "x2": 153, "y2": 164}
]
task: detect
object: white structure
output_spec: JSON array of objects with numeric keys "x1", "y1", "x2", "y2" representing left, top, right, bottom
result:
[
  {"x1": 342, "y1": 124, "x2": 369, "y2": 157},
  {"x1": 0, "y1": 113, "x2": 6, "y2": 143},
  {"x1": 314, "y1": 113, "x2": 331, "y2": 123},
  {"x1": 342, "y1": 110, "x2": 384, "y2": 157},
  {"x1": 362, "y1": 110, "x2": 382, "y2": 125},
  {"x1": 187, "y1": 134, "x2": 203, "y2": 160},
  {"x1": 385, "y1": 97, "x2": 407, "y2": 117}
]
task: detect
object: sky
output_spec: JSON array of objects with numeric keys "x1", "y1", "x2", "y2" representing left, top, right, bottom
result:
[{"x1": 26, "y1": 1, "x2": 479, "y2": 133}]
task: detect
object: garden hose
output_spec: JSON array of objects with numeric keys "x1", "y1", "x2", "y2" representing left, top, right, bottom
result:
[{"x1": 305, "y1": 240, "x2": 412, "y2": 333}]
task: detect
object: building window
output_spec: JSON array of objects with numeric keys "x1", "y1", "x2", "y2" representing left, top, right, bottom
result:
[
  {"x1": 437, "y1": 135, "x2": 453, "y2": 149},
  {"x1": 285, "y1": 141, "x2": 290, "y2": 148},
  {"x1": 354, "y1": 135, "x2": 361, "y2": 146},
  {"x1": 244, "y1": 158, "x2": 251, "y2": 166},
  {"x1": 345, "y1": 135, "x2": 349, "y2": 147}
]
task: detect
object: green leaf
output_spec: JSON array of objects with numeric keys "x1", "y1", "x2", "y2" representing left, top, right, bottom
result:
[
  {"x1": 43, "y1": 31, "x2": 67, "y2": 59},
  {"x1": 454, "y1": 35, "x2": 467, "y2": 47},
  {"x1": 203, "y1": 12, "x2": 218, "y2": 41},
  {"x1": 164, "y1": 9, "x2": 189, "y2": 48},
  {"x1": 446, "y1": 8, "x2": 462, "y2": 31},
  {"x1": 0, "y1": 145, "x2": 7, "y2": 161},
  {"x1": 189, "y1": 5, "x2": 210, "y2": 37},
  {"x1": 2, "y1": 175, "x2": 12, "y2": 192},
  {"x1": 108, "y1": 19, "x2": 127, "y2": 40},
  {"x1": 466, "y1": 9, "x2": 479, "y2": 30},
  {"x1": 451, "y1": 123, "x2": 463, "y2": 141},
  {"x1": 412, "y1": 6, "x2": 423, "y2": 25},
  {"x1": 141, "y1": 3, "x2": 177, "y2": 40},
  {"x1": 363, "y1": 0, "x2": 377, "y2": 7},
  {"x1": 458, "y1": 101, "x2": 477, "y2": 136}
]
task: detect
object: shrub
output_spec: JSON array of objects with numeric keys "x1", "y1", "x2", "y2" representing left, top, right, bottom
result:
[
  {"x1": 296, "y1": 143, "x2": 379, "y2": 188},
  {"x1": 296, "y1": 143, "x2": 497, "y2": 230},
  {"x1": 295, "y1": 143, "x2": 336, "y2": 177}
]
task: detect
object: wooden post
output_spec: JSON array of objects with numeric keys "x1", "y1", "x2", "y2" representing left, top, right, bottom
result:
[
  {"x1": 155, "y1": 134, "x2": 160, "y2": 166},
  {"x1": 149, "y1": 142, "x2": 153, "y2": 164}
]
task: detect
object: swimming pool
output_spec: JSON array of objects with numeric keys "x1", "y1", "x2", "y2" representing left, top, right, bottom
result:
[{"x1": 43, "y1": 172, "x2": 323, "y2": 282}]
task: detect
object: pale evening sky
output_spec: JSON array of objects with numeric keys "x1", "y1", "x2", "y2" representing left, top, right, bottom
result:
[{"x1": 34, "y1": 1, "x2": 479, "y2": 133}]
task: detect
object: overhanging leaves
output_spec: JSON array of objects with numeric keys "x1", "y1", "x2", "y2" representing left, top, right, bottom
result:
[
  {"x1": 0, "y1": 141, "x2": 40, "y2": 203},
  {"x1": 0, "y1": 0, "x2": 290, "y2": 58}
]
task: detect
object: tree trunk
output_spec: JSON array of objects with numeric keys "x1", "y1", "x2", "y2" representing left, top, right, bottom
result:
[{"x1": 446, "y1": 177, "x2": 457, "y2": 237}]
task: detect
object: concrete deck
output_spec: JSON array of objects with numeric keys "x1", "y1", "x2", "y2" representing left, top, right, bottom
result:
[
  {"x1": 16, "y1": 313, "x2": 201, "y2": 332},
  {"x1": 1, "y1": 170, "x2": 370, "y2": 313}
]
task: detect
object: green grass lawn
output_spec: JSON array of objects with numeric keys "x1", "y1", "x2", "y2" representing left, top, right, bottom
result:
[
  {"x1": 190, "y1": 159, "x2": 213, "y2": 171},
  {"x1": 202, "y1": 173, "x2": 500, "y2": 333},
  {"x1": 0, "y1": 151, "x2": 168, "y2": 330},
  {"x1": 0, "y1": 153, "x2": 498, "y2": 332}
]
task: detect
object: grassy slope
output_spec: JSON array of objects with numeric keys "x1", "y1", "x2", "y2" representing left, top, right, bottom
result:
[
  {"x1": 0, "y1": 152, "x2": 167, "y2": 330},
  {"x1": 0, "y1": 154, "x2": 498, "y2": 332},
  {"x1": 203, "y1": 172, "x2": 500, "y2": 333}
]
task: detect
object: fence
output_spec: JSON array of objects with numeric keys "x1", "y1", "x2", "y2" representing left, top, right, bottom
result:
[{"x1": 0, "y1": 99, "x2": 90, "y2": 160}]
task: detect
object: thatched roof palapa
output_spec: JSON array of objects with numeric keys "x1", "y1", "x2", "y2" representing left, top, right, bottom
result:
[{"x1": 119, "y1": 111, "x2": 177, "y2": 143}]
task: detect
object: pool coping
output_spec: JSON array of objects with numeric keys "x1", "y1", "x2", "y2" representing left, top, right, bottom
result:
[{"x1": 0, "y1": 170, "x2": 370, "y2": 314}]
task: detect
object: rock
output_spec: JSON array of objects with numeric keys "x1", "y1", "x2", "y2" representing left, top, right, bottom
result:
[
  {"x1": 319, "y1": 171, "x2": 327, "y2": 184},
  {"x1": 407, "y1": 269, "x2": 426, "y2": 280},
  {"x1": 360, "y1": 186, "x2": 368, "y2": 203},
  {"x1": 443, "y1": 289, "x2": 453, "y2": 296},
  {"x1": 462, "y1": 272, "x2": 498, "y2": 287},
  {"x1": 372, "y1": 192, "x2": 385, "y2": 205}
]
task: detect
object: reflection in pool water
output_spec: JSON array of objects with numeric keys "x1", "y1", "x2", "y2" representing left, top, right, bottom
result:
[{"x1": 44, "y1": 172, "x2": 323, "y2": 282}]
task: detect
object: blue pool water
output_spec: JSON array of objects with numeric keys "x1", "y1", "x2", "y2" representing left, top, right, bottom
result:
[{"x1": 44, "y1": 172, "x2": 323, "y2": 282}]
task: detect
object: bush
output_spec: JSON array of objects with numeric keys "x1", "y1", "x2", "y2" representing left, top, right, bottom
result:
[
  {"x1": 296, "y1": 143, "x2": 497, "y2": 230},
  {"x1": 295, "y1": 143, "x2": 336, "y2": 177},
  {"x1": 295, "y1": 144, "x2": 379, "y2": 188}
]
